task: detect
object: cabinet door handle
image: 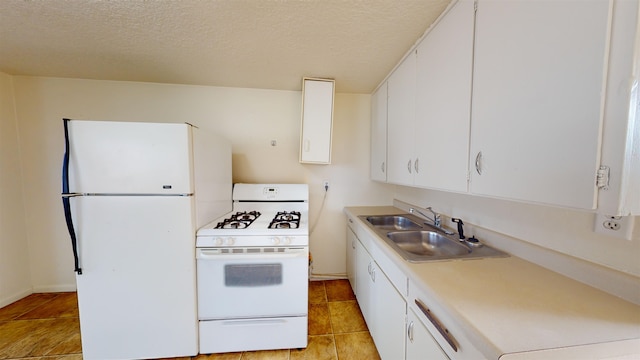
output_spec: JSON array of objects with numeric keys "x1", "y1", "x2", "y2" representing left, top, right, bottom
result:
[
  {"x1": 408, "y1": 321, "x2": 415, "y2": 343},
  {"x1": 381, "y1": 162, "x2": 385, "y2": 173},
  {"x1": 371, "y1": 267, "x2": 376, "y2": 282},
  {"x1": 415, "y1": 299, "x2": 458, "y2": 352},
  {"x1": 475, "y1": 151, "x2": 483, "y2": 175},
  {"x1": 407, "y1": 159, "x2": 412, "y2": 174},
  {"x1": 414, "y1": 158, "x2": 419, "y2": 173}
]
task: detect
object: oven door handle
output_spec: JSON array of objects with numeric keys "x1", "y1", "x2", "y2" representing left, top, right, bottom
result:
[{"x1": 197, "y1": 248, "x2": 307, "y2": 260}]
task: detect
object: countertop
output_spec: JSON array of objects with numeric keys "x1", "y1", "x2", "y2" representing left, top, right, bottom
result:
[{"x1": 344, "y1": 206, "x2": 640, "y2": 359}]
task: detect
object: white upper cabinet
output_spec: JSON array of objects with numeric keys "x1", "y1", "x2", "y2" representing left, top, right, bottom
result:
[
  {"x1": 469, "y1": 0, "x2": 611, "y2": 209},
  {"x1": 372, "y1": 0, "x2": 639, "y2": 213},
  {"x1": 387, "y1": 52, "x2": 417, "y2": 186},
  {"x1": 371, "y1": 82, "x2": 388, "y2": 182},
  {"x1": 414, "y1": 0, "x2": 475, "y2": 192},
  {"x1": 596, "y1": 0, "x2": 640, "y2": 216},
  {"x1": 300, "y1": 78, "x2": 335, "y2": 164}
]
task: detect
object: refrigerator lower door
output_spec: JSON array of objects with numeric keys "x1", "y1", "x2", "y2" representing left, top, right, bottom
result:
[{"x1": 73, "y1": 195, "x2": 197, "y2": 360}]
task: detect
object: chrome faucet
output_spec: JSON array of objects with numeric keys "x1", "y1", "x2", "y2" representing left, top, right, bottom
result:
[
  {"x1": 410, "y1": 207, "x2": 440, "y2": 226},
  {"x1": 409, "y1": 207, "x2": 454, "y2": 235},
  {"x1": 425, "y1": 207, "x2": 441, "y2": 227}
]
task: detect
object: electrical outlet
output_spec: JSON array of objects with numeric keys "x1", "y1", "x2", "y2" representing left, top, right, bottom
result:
[
  {"x1": 594, "y1": 214, "x2": 634, "y2": 240},
  {"x1": 323, "y1": 181, "x2": 329, "y2": 190}
]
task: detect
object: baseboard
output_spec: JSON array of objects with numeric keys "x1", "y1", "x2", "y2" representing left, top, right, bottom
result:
[
  {"x1": 310, "y1": 273, "x2": 347, "y2": 281},
  {"x1": 32, "y1": 284, "x2": 77, "y2": 293}
]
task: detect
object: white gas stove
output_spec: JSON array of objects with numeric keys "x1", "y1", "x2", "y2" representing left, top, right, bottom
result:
[
  {"x1": 196, "y1": 183, "x2": 309, "y2": 247},
  {"x1": 195, "y1": 184, "x2": 309, "y2": 354}
]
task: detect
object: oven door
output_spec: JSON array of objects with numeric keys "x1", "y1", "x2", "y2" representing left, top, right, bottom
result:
[{"x1": 196, "y1": 247, "x2": 308, "y2": 320}]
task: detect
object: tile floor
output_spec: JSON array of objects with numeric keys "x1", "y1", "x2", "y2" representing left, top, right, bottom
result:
[{"x1": 0, "y1": 280, "x2": 380, "y2": 360}]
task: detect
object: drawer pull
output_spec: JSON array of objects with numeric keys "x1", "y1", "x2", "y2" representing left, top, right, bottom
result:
[{"x1": 415, "y1": 299, "x2": 458, "y2": 352}]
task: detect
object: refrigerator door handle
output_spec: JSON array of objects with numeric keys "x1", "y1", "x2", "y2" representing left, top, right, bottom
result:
[
  {"x1": 62, "y1": 197, "x2": 82, "y2": 275},
  {"x1": 62, "y1": 118, "x2": 82, "y2": 275}
]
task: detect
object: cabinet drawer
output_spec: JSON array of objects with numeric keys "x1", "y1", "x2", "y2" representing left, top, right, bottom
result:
[{"x1": 409, "y1": 280, "x2": 485, "y2": 360}]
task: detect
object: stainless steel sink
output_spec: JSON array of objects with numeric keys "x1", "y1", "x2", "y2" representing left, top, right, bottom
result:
[
  {"x1": 366, "y1": 215, "x2": 423, "y2": 231},
  {"x1": 359, "y1": 214, "x2": 508, "y2": 263},
  {"x1": 387, "y1": 231, "x2": 471, "y2": 257}
]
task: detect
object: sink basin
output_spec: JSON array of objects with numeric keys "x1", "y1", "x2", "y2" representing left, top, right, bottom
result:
[
  {"x1": 366, "y1": 215, "x2": 422, "y2": 231},
  {"x1": 387, "y1": 231, "x2": 471, "y2": 257},
  {"x1": 359, "y1": 213, "x2": 508, "y2": 263}
]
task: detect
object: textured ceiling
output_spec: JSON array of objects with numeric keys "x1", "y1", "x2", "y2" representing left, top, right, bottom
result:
[{"x1": 0, "y1": 0, "x2": 451, "y2": 93}]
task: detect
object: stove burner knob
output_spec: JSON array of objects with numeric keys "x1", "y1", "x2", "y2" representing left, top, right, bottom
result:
[
  {"x1": 283, "y1": 237, "x2": 293, "y2": 245},
  {"x1": 215, "y1": 237, "x2": 224, "y2": 246},
  {"x1": 224, "y1": 237, "x2": 235, "y2": 245},
  {"x1": 271, "y1": 237, "x2": 281, "y2": 245}
]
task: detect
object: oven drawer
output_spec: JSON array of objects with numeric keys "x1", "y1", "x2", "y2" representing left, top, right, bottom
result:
[
  {"x1": 196, "y1": 247, "x2": 308, "y2": 320},
  {"x1": 199, "y1": 316, "x2": 307, "y2": 354}
]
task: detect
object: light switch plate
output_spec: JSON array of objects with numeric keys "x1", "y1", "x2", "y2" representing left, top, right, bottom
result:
[{"x1": 593, "y1": 214, "x2": 634, "y2": 240}]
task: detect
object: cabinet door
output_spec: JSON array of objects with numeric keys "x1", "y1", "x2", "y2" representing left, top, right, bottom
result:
[
  {"x1": 355, "y1": 239, "x2": 374, "y2": 328},
  {"x1": 300, "y1": 78, "x2": 334, "y2": 164},
  {"x1": 346, "y1": 225, "x2": 357, "y2": 294},
  {"x1": 371, "y1": 82, "x2": 388, "y2": 182},
  {"x1": 414, "y1": 0, "x2": 474, "y2": 192},
  {"x1": 370, "y1": 261, "x2": 407, "y2": 360},
  {"x1": 407, "y1": 308, "x2": 449, "y2": 360},
  {"x1": 387, "y1": 52, "x2": 417, "y2": 185},
  {"x1": 469, "y1": 0, "x2": 610, "y2": 209}
]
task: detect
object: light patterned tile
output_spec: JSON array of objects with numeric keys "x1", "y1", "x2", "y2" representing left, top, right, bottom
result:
[
  {"x1": 0, "y1": 282, "x2": 382, "y2": 360},
  {"x1": 193, "y1": 352, "x2": 242, "y2": 360},
  {"x1": 46, "y1": 330, "x2": 82, "y2": 356},
  {"x1": 0, "y1": 293, "x2": 58, "y2": 321},
  {"x1": 328, "y1": 301, "x2": 367, "y2": 334},
  {"x1": 324, "y1": 280, "x2": 355, "y2": 302},
  {"x1": 308, "y1": 303, "x2": 332, "y2": 335},
  {"x1": 308, "y1": 281, "x2": 327, "y2": 303},
  {"x1": 240, "y1": 349, "x2": 290, "y2": 360},
  {"x1": 290, "y1": 335, "x2": 337, "y2": 360},
  {"x1": 18, "y1": 293, "x2": 79, "y2": 320},
  {"x1": 334, "y1": 331, "x2": 380, "y2": 360},
  {"x1": 0, "y1": 317, "x2": 79, "y2": 358}
]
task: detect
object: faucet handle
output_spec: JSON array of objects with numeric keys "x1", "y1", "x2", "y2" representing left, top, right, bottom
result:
[{"x1": 451, "y1": 218, "x2": 465, "y2": 240}]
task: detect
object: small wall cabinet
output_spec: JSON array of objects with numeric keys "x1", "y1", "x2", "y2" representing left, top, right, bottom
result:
[{"x1": 299, "y1": 78, "x2": 335, "y2": 164}]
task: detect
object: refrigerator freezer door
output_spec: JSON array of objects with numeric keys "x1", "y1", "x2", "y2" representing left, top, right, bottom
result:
[
  {"x1": 73, "y1": 195, "x2": 197, "y2": 359},
  {"x1": 66, "y1": 120, "x2": 193, "y2": 194}
]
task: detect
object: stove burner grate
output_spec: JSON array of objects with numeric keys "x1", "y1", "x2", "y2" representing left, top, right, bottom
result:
[
  {"x1": 215, "y1": 211, "x2": 261, "y2": 229},
  {"x1": 268, "y1": 211, "x2": 301, "y2": 229}
]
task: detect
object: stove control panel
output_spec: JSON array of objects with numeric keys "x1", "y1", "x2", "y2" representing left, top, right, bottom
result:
[{"x1": 196, "y1": 235, "x2": 308, "y2": 248}]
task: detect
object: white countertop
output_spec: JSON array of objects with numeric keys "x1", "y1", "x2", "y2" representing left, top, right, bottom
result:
[{"x1": 344, "y1": 206, "x2": 640, "y2": 359}]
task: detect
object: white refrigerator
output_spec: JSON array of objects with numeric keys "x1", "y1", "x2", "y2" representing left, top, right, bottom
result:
[{"x1": 61, "y1": 119, "x2": 232, "y2": 360}]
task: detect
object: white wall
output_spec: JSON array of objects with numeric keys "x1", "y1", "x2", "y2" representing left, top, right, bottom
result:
[
  {"x1": 11, "y1": 76, "x2": 394, "y2": 290},
  {"x1": 0, "y1": 72, "x2": 32, "y2": 306}
]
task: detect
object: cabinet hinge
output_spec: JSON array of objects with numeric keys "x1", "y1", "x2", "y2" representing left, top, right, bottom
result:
[{"x1": 596, "y1": 165, "x2": 610, "y2": 190}]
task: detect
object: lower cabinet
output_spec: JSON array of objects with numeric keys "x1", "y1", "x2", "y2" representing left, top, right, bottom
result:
[
  {"x1": 407, "y1": 307, "x2": 450, "y2": 360},
  {"x1": 346, "y1": 215, "x2": 477, "y2": 360},
  {"x1": 346, "y1": 225, "x2": 357, "y2": 294},
  {"x1": 355, "y1": 237, "x2": 406, "y2": 360}
]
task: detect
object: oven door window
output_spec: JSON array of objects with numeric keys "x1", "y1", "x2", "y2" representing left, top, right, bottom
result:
[{"x1": 225, "y1": 263, "x2": 282, "y2": 287}]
